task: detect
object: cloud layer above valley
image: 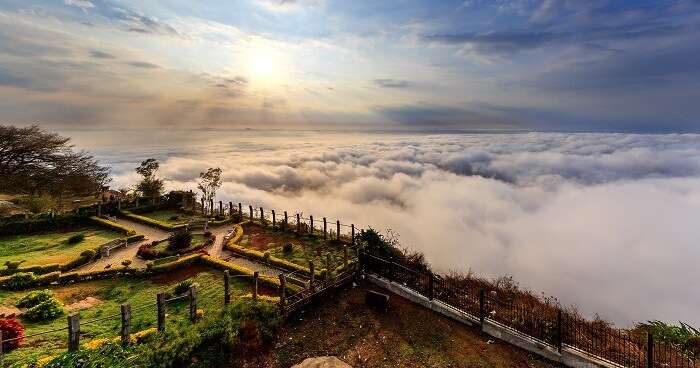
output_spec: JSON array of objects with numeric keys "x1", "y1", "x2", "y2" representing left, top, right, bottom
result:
[{"x1": 86, "y1": 131, "x2": 700, "y2": 327}]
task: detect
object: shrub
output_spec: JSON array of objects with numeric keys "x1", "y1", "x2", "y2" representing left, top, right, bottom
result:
[
  {"x1": 24, "y1": 297, "x2": 64, "y2": 322},
  {"x1": 80, "y1": 249, "x2": 96, "y2": 259},
  {"x1": 4, "y1": 260, "x2": 24, "y2": 271},
  {"x1": 204, "y1": 231, "x2": 213, "y2": 238},
  {"x1": 121, "y1": 259, "x2": 132, "y2": 268},
  {"x1": 168, "y1": 231, "x2": 192, "y2": 250},
  {"x1": 0, "y1": 318, "x2": 25, "y2": 351},
  {"x1": 282, "y1": 242, "x2": 294, "y2": 254},
  {"x1": 214, "y1": 214, "x2": 225, "y2": 221},
  {"x1": 16, "y1": 289, "x2": 54, "y2": 308},
  {"x1": 17, "y1": 195, "x2": 57, "y2": 213},
  {"x1": 169, "y1": 215, "x2": 180, "y2": 221},
  {"x1": 2, "y1": 272, "x2": 38, "y2": 290},
  {"x1": 67, "y1": 233, "x2": 85, "y2": 244},
  {"x1": 173, "y1": 279, "x2": 198, "y2": 296},
  {"x1": 263, "y1": 252, "x2": 270, "y2": 263}
]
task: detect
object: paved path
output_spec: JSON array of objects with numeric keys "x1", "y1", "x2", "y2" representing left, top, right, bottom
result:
[{"x1": 79, "y1": 218, "x2": 170, "y2": 271}]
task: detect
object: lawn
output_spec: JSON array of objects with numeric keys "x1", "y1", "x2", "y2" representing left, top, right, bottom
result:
[
  {"x1": 0, "y1": 227, "x2": 123, "y2": 267},
  {"x1": 136, "y1": 209, "x2": 209, "y2": 226},
  {"x1": 0, "y1": 265, "x2": 267, "y2": 365},
  {"x1": 239, "y1": 222, "x2": 351, "y2": 270},
  {"x1": 152, "y1": 233, "x2": 210, "y2": 253}
]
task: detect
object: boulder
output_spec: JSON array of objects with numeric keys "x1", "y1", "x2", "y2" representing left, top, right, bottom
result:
[{"x1": 291, "y1": 356, "x2": 352, "y2": 368}]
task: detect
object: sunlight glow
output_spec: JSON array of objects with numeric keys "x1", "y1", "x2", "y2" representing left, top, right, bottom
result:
[{"x1": 244, "y1": 45, "x2": 283, "y2": 85}]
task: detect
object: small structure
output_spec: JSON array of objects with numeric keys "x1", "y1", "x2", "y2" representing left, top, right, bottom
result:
[{"x1": 101, "y1": 188, "x2": 124, "y2": 202}]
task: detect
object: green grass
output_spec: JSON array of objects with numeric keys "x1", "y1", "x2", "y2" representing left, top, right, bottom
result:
[
  {"x1": 152, "y1": 234, "x2": 209, "y2": 253},
  {"x1": 137, "y1": 209, "x2": 208, "y2": 226},
  {"x1": 239, "y1": 223, "x2": 349, "y2": 271},
  {"x1": 0, "y1": 227, "x2": 122, "y2": 267},
  {"x1": 0, "y1": 267, "x2": 258, "y2": 365}
]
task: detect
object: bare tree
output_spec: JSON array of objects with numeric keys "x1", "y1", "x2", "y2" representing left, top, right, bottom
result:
[
  {"x1": 0, "y1": 124, "x2": 110, "y2": 198},
  {"x1": 197, "y1": 167, "x2": 222, "y2": 212}
]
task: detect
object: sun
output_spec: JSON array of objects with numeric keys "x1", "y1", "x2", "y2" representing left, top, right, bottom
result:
[{"x1": 245, "y1": 46, "x2": 281, "y2": 84}]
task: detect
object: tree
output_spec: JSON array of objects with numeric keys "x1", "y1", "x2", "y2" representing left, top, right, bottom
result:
[
  {"x1": 0, "y1": 124, "x2": 110, "y2": 198},
  {"x1": 197, "y1": 167, "x2": 222, "y2": 212},
  {"x1": 135, "y1": 158, "x2": 164, "y2": 198}
]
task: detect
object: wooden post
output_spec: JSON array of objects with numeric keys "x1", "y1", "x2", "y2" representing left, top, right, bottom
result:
[
  {"x1": 249, "y1": 205, "x2": 253, "y2": 221},
  {"x1": 351, "y1": 224, "x2": 355, "y2": 246},
  {"x1": 272, "y1": 210, "x2": 276, "y2": 227},
  {"x1": 121, "y1": 304, "x2": 131, "y2": 346},
  {"x1": 201, "y1": 198, "x2": 205, "y2": 215},
  {"x1": 68, "y1": 314, "x2": 80, "y2": 352},
  {"x1": 323, "y1": 217, "x2": 327, "y2": 239},
  {"x1": 238, "y1": 203, "x2": 242, "y2": 219},
  {"x1": 284, "y1": 211, "x2": 288, "y2": 229},
  {"x1": 219, "y1": 200, "x2": 223, "y2": 215},
  {"x1": 209, "y1": 199, "x2": 214, "y2": 216},
  {"x1": 223, "y1": 270, "x2": 231, "y2": 305},
  {"x1": 157, "y1": 292, "x2": 166, "y2": 332},
  {"x1": 428, "y1": 273, "x2": 434, "y2": 300},
  {"x1": 647, "y1": 332, "x2": 654, "y2": 368},
  {"x1": 229, "y1": 202, "x2": 233, "y2": 216},
  {"x1": 310, "y1": 215, "x2": 314, "y2": 236},
  {"x1": 309, "y1": 261, "x2": 315, "y2": 291},
  {"x1": 556, "y1": 309, "x2": 563, "y2": 353},
  {"x1": 278, "y1": 274, "x2": 286, "y2": 313},
  {"x1": 479, "y1": 289, "x2": 485, "y2": 328},
  {"x1": 296, "y1": 214, "x2": 301, "y2": 234},
  {"x1": 260, "y1": 207, "x2": 264, "y2": 225},
  {"x1": 189, "y1": 286, "x2": 197, "y2": 322},
  {"x1": 336, "y1": 220, "x2": 340, "y2": 241},
  {"x1": 253, "y1": 271, "x2": 259, "y2": 300},
  {"x1": 343, "y1": 246, "x2": 348, "y2": 266}
]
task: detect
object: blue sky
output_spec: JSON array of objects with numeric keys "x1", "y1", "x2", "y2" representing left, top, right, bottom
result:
[{"x1": 0, "y1": 0, "x2": 699, "y2": 132}]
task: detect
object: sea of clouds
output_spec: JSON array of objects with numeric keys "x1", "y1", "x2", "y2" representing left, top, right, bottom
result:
[{"x1": 78, "y1": 131, "x2": 700, "y2": 327}]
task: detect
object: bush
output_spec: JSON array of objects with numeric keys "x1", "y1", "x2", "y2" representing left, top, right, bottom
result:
[
  {"x1": 0, "y1": 318, "x2": 25, "y2": 352},
  {"x1": 173, "y1": 279, "x2": 199, "y2": 296},
  {"x1": 204, "y1": 231, "x2": 213, "y2": 238},
  {"x1": 2, "y1": 272, "x2": 38, "y2": 289},
  {"x1": 81, "y1": 249, "x2": 97, "y2": 259},
  {"x1": 16, "y1": 195, "x2": 57, "y2": 213},
  {"x1": 24, "y1": 297, "x2": 64, "y2": 322},
  {"x1": 16, "y1": 289, "x2": 54, "y2": 308},
  {"x1": 169, "y1": 215, "x2": 180, "y2": 221},
  {"x1": 4, "y1": 260, "x2": 24, "y2": 271},
  {"x1": 168, "y1": 231, "x2": 193, "y2": 250},
  {"x1": 282, "y1": 242, "x2": 294, "y2": 254},
  {"x1": 121, "y1": 259, "x2": 132, "y2": 268},
  {"x1": 67, "y1": 233, "x2": 85, "y2": 244}
]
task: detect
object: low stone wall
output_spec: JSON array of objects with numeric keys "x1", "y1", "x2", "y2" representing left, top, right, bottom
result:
[{"x1": 365, "y1": 273, "x2": 623, "y2": 368}]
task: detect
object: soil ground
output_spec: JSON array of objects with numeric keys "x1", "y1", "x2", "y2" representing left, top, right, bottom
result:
[{"x1": 236, "y1": 283, "x2": 560, "y2": 368}]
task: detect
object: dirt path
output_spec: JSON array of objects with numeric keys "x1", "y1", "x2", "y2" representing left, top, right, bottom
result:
[{"x1": 78, "y1": 218, "x2": 170, "y2": 272}]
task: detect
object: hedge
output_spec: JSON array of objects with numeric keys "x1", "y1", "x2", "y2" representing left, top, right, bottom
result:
[
  {"x1": 199, "y1": 255, "x2": 300, "y2": 293},
  {"x1": 119, "y1": 210, "x2": 185, "y2": 231},
  {"x1": 224, "y1": 243, "x2": 323, "y2": 278},
  {"x1": 89, "y1": 216, "x2": 136, "y2": 235},
  {"x1": 137, "y1": 233, "x2": 215, "y2": 260},
  {"x1": 0, "y1": 213, "x2": 90, "y2": 236}
]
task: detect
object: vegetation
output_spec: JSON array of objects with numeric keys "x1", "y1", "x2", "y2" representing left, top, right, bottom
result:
[
  {"x1": 0, "y1": 227, "x2": 121, "y2": 267},
  {"x1": 0, "y1": 318, "x2": 25, "y2": 352},
  {"x1": 197, "y1": 167, "x2": 222, "y2": 214},
  {"x1": 168, "y1": 230, "x2": 193, "y2": 250},
  {"x1": 635, "y1": 321, "x2": 700, "y2": 357},
  {"x1": 23, "y1": 297, "x2": 64, "y2": 322},
  {"x1": 135, "y1": 158, "x2": 164, "y2": 198},
  {"x1": 16, "y1": 289, "x2": 55, "y2": 308},
  {"x1": 0, "y1": 125, "x2": 110, "y2": 201}
]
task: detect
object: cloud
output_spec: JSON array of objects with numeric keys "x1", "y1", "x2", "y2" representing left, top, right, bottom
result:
[
  {"x1": 89, "y1": 50, "x2": 115, "y2": 59},
  {"x1": 109, "y1": 7, "x2": 184, "y2": 38},
  {"x1": 373, "y1": 78, "x2": 411, "y2": 88},
  {"x1": 101, "y1": 131, "x2": 700, "y2": 327},
  {"x1": 64, "y1": 0, "x2": 95, "y2": 12},
  {"x1": 127, "y1": 61, "x2": 160, "y2": 69}
]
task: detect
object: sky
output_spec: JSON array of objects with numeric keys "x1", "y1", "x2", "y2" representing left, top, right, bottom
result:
[{"x1": 1, "y1": 0, "x2": 699, "y2": 132}]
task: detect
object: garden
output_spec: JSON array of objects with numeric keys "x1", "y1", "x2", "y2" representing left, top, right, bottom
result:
[
  {"x1": 0, "y1": 265, "x2": 269, "y2": 365},
  {"x1": 0, "y1": 227, "x2": 124, "y2": 269},
  {"x1": 129, "y1": 209, "x2": 209, "y2": 227},
  {"x1": 137, "y1": 230, "x2": 216, "y2": 259}
]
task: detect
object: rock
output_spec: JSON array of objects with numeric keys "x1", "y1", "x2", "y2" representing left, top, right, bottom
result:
[
  {"x1": 66, "y1": 297, "x2": 103, "y2": 312},
  {"x1": 291, "y1": 357, "x2": 352, "y2": 368}
]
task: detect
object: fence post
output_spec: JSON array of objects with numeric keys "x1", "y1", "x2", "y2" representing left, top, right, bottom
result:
[
  {"x1": 296, "y1": 214, "x2": 301, "y2": 234},
  {"x1": 479, "y1": 289, "x2": 485, "y2": 328},
  {"x1": 121, "y1": 304, "x2": 131, "y2": 346},
  {"x1": 253, "y1": 271, "x2": 259, "y2": 300},
  {"x1": 238, "y1": 203, "x2": 242, "y2": 219},
  {"x1": 260, "y1": 207, "x2": 265, "y2": 225},
  {"x1": 189, "y1": 286, "x2": 198, "y2": 322},
  {"x1": 647, "y1": 332, "x2": 654, "y2": 368},
  {"x1": 336, "y1": 220, "x2": 340, "y2": 241},
  {"x1": 201, "y1": 198, "x2": 205, "y2": 215},
  {"x1": 309, "y1": 261, "x2": 315, "y2": 291},
  {"x1": 428, "y1": 273, "x2": 434, "y2": 300},
  {"x1": 351, "y1": 224, "x2": 355, "y2": 246},
  {"x1": 284, "y1": 211, "x2": 288, "y2": 229},
  {"x1": 323, "y1": 218, "x2": 327, "y2": 239},
  {"x1": 343, "y1": 246, "x2": 348, "y2": 266},
  {"x1": 157, "y1": 292, "x2": 166, "y2": 332},
  {"x1": 219, "y1": 201, "x2": 223, "y2": 215},
  {"x1": 210, "y1": 199, "x2": 214, "y2": 216},
  {"x1": 272, "y1": 210, "x2": 276, "y2": 227},
  {"x1": 556, "y1": 309, "x2": 562, "y2": 353},
  {"x1": 229, "y1": 202, "x2": 233, "y2": 216},
  {"x1": 223, "y1": 270, "x2": 231, "y2": 305},
  {"x1": 279, "y1": 274, "x2": 286, "y2": 314},
  {"x1": 309, "y1": 215, "x2": 314, "y2": 236},
  {"x1": 68, "y1": 314, "x2": 80, "y2": 352},
  {"x1": 249, "y1": 205, "x2": 253, "y2": 221}
]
